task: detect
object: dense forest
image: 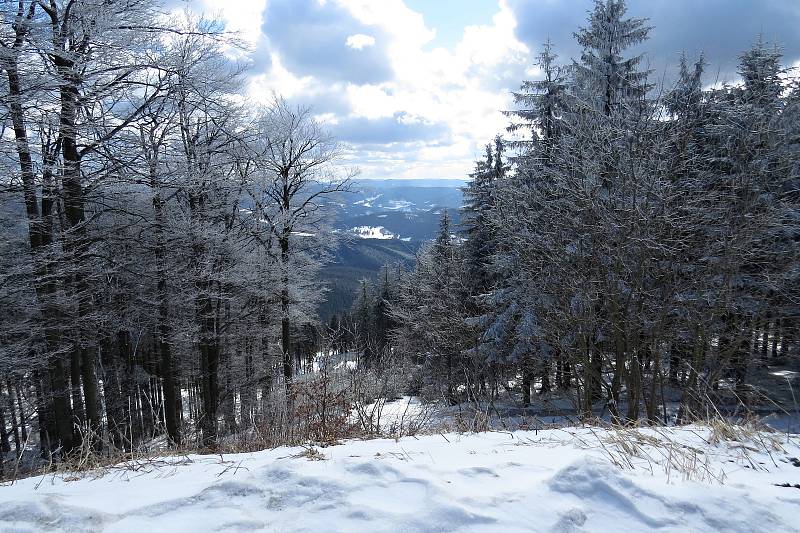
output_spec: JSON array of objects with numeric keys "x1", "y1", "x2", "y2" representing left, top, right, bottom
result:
[
  {"x1": 351, "y1": 3, "x2": 799, "y2": 421},
  {"x1": 0, "y1": 0, "x2": 797, "y2": 476}
]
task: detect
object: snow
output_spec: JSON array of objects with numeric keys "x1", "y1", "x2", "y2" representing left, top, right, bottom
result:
[
  {"x1": 335, "y1": 360, "x2": 358, "y2": 371},
  {"x1": 354, "y1": 395, "x2": 433, "y2": 435},
  {"x1": 353, "y1": 194, "x2": 382, "y2": 208},
  {"x1": 349, "y1": 225, "x2": 397, "y2": 239},
  {"x1": 1, "y1": 426, "x2": 799, "y2": 532},
  {"x1": 384, "y1": 200, "x2": 414, "y2": 211}
]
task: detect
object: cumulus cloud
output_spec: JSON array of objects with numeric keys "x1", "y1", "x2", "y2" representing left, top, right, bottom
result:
[
  {"x1": 346, "y1": 34, "x2": 377, "y2": 50},
  {"x1": 240, "y1": 0, "x2": 530, "y2": 179},
  {"x1": 332, "y1": 114, "x2": 450, "y2": 144},
  {"x1": 259, "y1": 0, "x2": 394, "y2": 85},
  {"x1": 506, "y1": 0, "x2": 800, "y2": 83},
  {"x1": 196, "y1": 0, "x2": 800, "y2": 180}
]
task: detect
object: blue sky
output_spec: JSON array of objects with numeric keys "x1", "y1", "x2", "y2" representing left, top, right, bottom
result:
[
  {"x1": 404, "y1": 0, "x2": 499, "y2": 49},
  {"x1": 193, "y1": 0, "x2": 800, "y2": 180}
]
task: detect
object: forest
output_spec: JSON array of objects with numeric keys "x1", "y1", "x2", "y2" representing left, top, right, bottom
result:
[{"x1": 0, "y1": 0, "x2": 797, "y2": 481}]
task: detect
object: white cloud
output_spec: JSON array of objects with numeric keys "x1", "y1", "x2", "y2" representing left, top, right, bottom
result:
[
  {"x1": 345, "y1": 33, "x2": 376, "y2": 50},
  {"x1": 200, "y1": 0, "x2": 266, "y2": 47},
  {"x1": 247, "y1": 53, "x2": 316, "y2": 102},
  {"x1": 338, "y1": 0, "x2": 529, "y2": 177},
  {"x1": 215, "y1": 0, "x2": 533, "y2": 179}
]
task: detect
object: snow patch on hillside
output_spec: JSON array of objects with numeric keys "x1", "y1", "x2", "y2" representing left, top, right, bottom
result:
[
  {"x1": 353, "y1": 194, "x2": 382, "y2": 208},
  {"x1": 384, "y1": 200, "x2": 414, "y2": 211},
  {"x1": 1, "y1": 426, "x2": 798, "y2": 532},
  {"x1": 349, "y1": 225, "x2": 397, "y2": 239}
]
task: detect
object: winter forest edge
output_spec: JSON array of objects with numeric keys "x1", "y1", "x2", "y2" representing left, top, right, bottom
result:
[{"x1": 0, "y1": 0, "x2": 798, "y2": 493}]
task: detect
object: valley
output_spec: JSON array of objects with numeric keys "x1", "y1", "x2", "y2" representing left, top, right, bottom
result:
[{"x1": 319, "y1": 179, "x2": 464, "y2": 319}]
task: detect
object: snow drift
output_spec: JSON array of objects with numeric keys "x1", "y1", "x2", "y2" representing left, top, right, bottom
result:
[{"x1": 0, "y1": 426, "x2": 798, "y2": 532}]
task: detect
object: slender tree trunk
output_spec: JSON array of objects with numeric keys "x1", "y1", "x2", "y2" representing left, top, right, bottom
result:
[
  {"x1": 102, "y1": 336, "x2": 125, "y2": 449},
  {"x1": 49, "y1": 359, "x2": 74, "y2": 454},
  {"x1": 223, "y1": 347, "x2": 237, "y2": 434},
  {"x1": 14, "y1": 380, "x2": 27, "y2": 444},
  {"x1": 34, "y1": 372, "x2": 52, "y2": 458},
  {"x1": 521, "y1": 358, "x2": 532, "y2": 406},
  {"x1": 771, "y1": 317, "x2": 781, "y2": 358},
  {"x1": 57, "y1": 63, "x2": 102, "y2": 440},
  {"x1": 561, "y1": 357, "x2": 572, "y2": 389},
  {"x1": 647, "y1": 345, "x2": 660, "y2": 422},
  {"x1": 626, "y1": 353, "x2": 641, "y2": 422},
  {"x1": 540, "y1": 360, "x2": 551, "y2": 394},
  {"x1": 152, "y1": 188, "x2": 180, "y2": 445},
  {"x1": 69, "y1": 346, "x2": 85, "y2": 433},
  {"x1": 199, "y1": 294, "x2": 219, "y2": 447},
  {"x1": 280, "y1": 234, "x2": 293, "y2": 399},
  {"x1": 7, "y1": 381, "x2": 21, "y2": 458},
  {"x1": 0, "y1": 399, "x2": 10, "y2": 455}
]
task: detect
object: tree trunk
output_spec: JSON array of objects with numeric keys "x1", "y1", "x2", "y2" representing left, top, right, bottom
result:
[
  {"x1": 152, "y1": 188, "x2": 180, "y2": 445},
  {"x1": 521, "y1": 361, "x2": 532, "y2": 406},
  {"x1": 69, "y1": 346, "x2": 85, "y2": 433},
  {"x1": 49, "y1": 359, "x2": 75, "y2": 455},
  {"x1": 102, "y1": 336, "x2": 125, "y2": 449},
  {"x1": 540, "y1": 360, "x2": 551, "y2": 394},
  {"x1": 14, "y1": 380, "x2": 27, "y2": 444},
  {"x1": 7, "y1": 381, "x2": 21, "y2": 458},
  {"x1": 626, "y1": 353, "x2": 641, "y2": 422},
  {"x1": 199, "y1": 295, "x2": 219, "y2": 447},
  {"x1": 0, "y1": 399, "x2": 10, "y2": 455},
  {"x1": 57, "y1": 62, "x2": 102, "y2": 440},
  {"x1": 771, "y1": 317, "x2": 781, "y2": 358},
  {"x1": 280, "y1": 235, "x2": 293, "y2": 398}
]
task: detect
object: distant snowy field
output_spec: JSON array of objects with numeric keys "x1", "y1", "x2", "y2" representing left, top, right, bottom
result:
[{"x1": 1, "y1": 426, "x2": 799, "y2": 532}]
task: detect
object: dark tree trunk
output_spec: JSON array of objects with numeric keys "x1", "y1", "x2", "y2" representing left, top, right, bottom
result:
[
  {"x1": 0, "y1": 399, "x2": 10, "y2": 455},
  {"x1": 280, "y1": 234, "x2": 293, "y2": 398},
  {"x1": 223, "y1": 347, "x2": 237, "y2": 434},
  {"x1": 771, "y1": 317, "x2": 781, "y2": 358},
  {"x1": 7, "y1": 381, "x2": 21, "y2": 458},
  {"x1": 521, "y1": 367, "x2": 532, "y2": 406},
  {"x1": 49, "y1": 359, "x2": 74, "y2": 455},
  {"x1": 56, "y1": 56, "x2": 102, "y2": 440},
  {"x1": 102, "y1": 336, "x2": 126, "y2": 449},
  {"x1": 69, "y1": 346, "x2": 85, "y2": 433},
  {"x1": 626, "y1": 354, "x2": 641, "y2": 422},
  {"x1": 151, "y1": 182, "x2": 180, "y2": 445},
  {"x1": 34, "y1": 372, "x2": 53, "y2": 458},
  {"x1": 199, "y1": 294, "x2": 220, "y2": 447},
  {"x1": 14, "y1": 380, "x2": 27, "y2": 444},
  {"x1": 540, "y1": 360, "x2": 551, "y2": 394}
]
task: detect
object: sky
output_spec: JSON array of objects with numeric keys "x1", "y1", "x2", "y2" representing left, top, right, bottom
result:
[{"x1": 190, "y1": 0, "x2": 800, "y2": 180}]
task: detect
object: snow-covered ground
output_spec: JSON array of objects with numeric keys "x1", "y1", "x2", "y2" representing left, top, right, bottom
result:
[
  {"x1": 1, "y1": 425, "x2": 799, "y2": 532},
  {"x1": 353, "y1": 395, "x2": 434, "y2": 436}
]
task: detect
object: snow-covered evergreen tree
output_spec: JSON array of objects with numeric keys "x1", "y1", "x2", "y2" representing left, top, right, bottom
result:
[
  {"x1": 391, "y1": 211, "x2": 476, "y2": 402},
  {"x1": 573, "y1": 0, "x2": 652, "y2": 117},
  {"x1": 506, "y1": 39, "x2": 570, "y2": 170}
]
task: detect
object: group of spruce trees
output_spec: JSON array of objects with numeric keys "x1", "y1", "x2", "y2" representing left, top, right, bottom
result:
[{"x1": 390, "y1": 0, "x2": 799, "y2": 421}]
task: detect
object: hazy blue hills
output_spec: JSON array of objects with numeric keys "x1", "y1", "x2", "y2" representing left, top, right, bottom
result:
[{"x1": 319, "y1": 179, "x2": 464, "y2": 319}]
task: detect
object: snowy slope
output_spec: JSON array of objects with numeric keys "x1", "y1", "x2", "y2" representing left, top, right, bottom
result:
[{"x1": 1, "y1": 426, "x2": 799, "y2": 532}]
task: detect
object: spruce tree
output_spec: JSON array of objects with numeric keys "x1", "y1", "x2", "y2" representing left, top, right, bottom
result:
[
  {"x1": 573, "y1": 0, "x2": 652, "y2": 117},
  {"x1": 507, "y1": 39, "x2": 570, "y2": 169}
]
